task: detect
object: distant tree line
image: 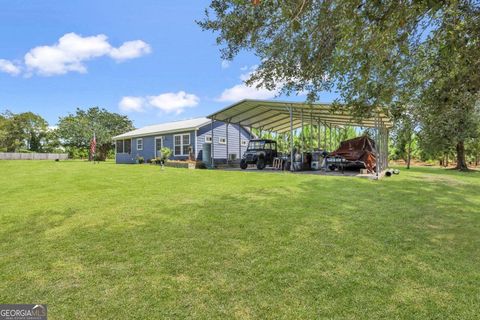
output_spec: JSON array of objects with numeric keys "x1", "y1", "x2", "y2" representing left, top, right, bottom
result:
[{"x1": 0, "y1": 107, "x2": 133, "y2": 161}]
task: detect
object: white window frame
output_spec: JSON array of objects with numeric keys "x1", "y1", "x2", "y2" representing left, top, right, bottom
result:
[
  {"x1": 136, "y1": 138, "x2": 143, "y2": 151},
  {"x1": 219, "y1": 137, "x2": 227, "y2": 145},
  {"x1": 205, "y1": 135, "x2": 212, "y2": 143},
  {"x1": 116, "y1": 139, "x2": 132, "y2": 154},
  {"x1": 174, "y1": 134, "x2": 191, "y2": 156}
]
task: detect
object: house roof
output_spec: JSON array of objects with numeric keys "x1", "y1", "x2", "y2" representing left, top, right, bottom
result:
[{"x1": 113, "y1": 117, "x2": 211, "y2": 140}]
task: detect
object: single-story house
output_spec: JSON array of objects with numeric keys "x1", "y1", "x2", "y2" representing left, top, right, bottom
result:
[{"x1": 112, "y1": 117, "x2": 252, "y2": 164}]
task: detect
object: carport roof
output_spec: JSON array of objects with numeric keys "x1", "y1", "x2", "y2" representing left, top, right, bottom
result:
[{"x1": 207, "y1": 99, "x2": 392, "y2": 133}]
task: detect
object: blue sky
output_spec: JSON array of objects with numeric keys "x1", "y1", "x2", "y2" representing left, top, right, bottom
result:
[{"x1": 0, "y1": 0, "x2": 336, "y2": 128}]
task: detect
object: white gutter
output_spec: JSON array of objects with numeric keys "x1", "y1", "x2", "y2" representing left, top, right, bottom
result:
[{"x1": 112, "y1": 125, "x2": 207, "y2": 140}]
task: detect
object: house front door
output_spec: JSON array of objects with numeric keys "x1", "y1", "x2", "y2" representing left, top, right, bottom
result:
[{"x1": 155, "y1": 137, "x2": 163, "y2": 158}]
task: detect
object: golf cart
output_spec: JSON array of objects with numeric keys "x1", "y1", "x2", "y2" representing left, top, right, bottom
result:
[{"x1": 240, "y1": 139, "x2": 278, "y2": 170}]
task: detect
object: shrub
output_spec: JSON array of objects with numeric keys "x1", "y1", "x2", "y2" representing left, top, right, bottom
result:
[
  {"x1": 66, "y1": 146, "x2": 89, "y2": 159},
  {"x1": 159, "y1": 147, "x2": 172, "y2": 161},
  {"x1": 93, "y1": 155, "x2": 105, "y2": 161},
  {"x1": 136, "y1": 156, "x2": 145, "y2": 164}
]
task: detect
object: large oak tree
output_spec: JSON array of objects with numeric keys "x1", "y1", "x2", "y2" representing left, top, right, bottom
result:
[
  {"x1": 58, "y1": 107, "x2": 133, "y2": 161},
  {"x1": 199, "y1": 0, "x2": 480, "y2": 170}
]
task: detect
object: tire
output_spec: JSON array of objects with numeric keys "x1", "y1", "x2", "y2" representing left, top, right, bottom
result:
[
  {"x1": 256, "y1": 157, "x2": 266, "y2": 170},
  {"x1": 240, "y1": 159, "x2": 248, "y2": 170}
]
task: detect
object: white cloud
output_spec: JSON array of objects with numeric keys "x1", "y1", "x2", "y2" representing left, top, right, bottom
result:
[
  {"x1": 23, "y1": 33, "x2": 151, "y2": 76},
  {"x1": 221, "y1": 60, "x2": 230, "y2": 69},
  {"x1": 0, "y1": 59, "x2": 21, "y2": 75},
  {"x1": 119, "y1": 91, "x2": 199, "y2": 114},
  {"x1": 217, "y1": 66, "x2": 279, "y2": 102},
  {"x1": 148, "y1": 91, "x2": 199, "y2": 114},
  {"x1": 109, "y1": 40, "x2": 151, "y2": 61},
  {"x1": 217, "y1": 84, "x2": 278, "y2": 102},
  {"x1": 119, "y1": 96, "x2": 146, "y2": 112}
]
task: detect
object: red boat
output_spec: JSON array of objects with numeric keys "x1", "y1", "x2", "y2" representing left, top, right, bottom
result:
[{"x1": 327, "y1": 136, "x2": 377, "y2": 173}]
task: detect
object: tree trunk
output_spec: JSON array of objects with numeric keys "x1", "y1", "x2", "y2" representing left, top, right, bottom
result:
[
  {"x1": 455, "y1": 141, "x2": 468, "y2": 171},
  {"x1": 406, "y1": 138, "x2": 412, "y2": 169},
  {"x1": 97, "y1": 144, "x2": 109, "y2": 161}
]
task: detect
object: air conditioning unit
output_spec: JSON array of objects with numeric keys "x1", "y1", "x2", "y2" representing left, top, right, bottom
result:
[{"x1": 228, "y1": 153, "x2": 237, "y2": 161}]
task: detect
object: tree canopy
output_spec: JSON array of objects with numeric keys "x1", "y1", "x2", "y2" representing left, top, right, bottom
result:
[
  {"x1": 0, "y1": 111, "x2": 50, "y2": 152},
  {"x1": 199, "y1": 0, "x2": 480, "y2": 169},
  {"x1": 57, "y1": 107, "x2": 133, "y2": 160}
]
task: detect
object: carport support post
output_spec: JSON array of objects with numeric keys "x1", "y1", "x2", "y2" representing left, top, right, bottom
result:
[
  {"x1": 238, "y1": 123, "x2": 241, "y2": 160},
  {"x1": 226, "y1": 121, "x2": 229, "y2": 165},
  {"x1": 317, "y1": 119, "x2": 321, "y2": 150},
  {"x1": 289, "y1": 107, "x2": 294, "y2": 172},
  {"x1": 385, "y1": 126, "x2": 388, "y2": 170},
  {"x1": 328, "y1": 124, "x2": 332, "y2": 151},
  {"x1": 324, "y1": 122, "x2": 327, "y2": 150},
  {"x1": 301, "y1": 109, "x2": 304, "y2": 162},
  {"x1": 310, "y1": 111, "x2": 313, "y2": 153},
  {"x1": 375, "y1": 115, "x2": 380, "y2": 179},
  {"x1": 211, "y1": 118, "x2": 215, "y2": 168}
]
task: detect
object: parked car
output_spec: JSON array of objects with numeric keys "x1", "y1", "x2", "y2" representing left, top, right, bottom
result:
[{"x1": 240, "y1": 139, "x2": 278, "y2": 170}]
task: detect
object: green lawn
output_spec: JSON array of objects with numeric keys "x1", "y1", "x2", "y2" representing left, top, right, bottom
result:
[{"x1": 0, "y1": 161, "x2": 479, "y2": 319}]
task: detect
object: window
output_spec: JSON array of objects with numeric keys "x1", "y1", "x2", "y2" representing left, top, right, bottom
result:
[
  {"x1": 205, "y1": 135, "x2": 212, "y2": 143},
  {"x1": 241, "y1": 140, "x2": 248, "y2": 146},
  {"x1": 174, "y1": 134, "x2": 191, "y2": 156},
  {"x1": 116, "y1": 139, "x2": 132, "y2": 154},
  {"x1": 136, "y1": 138, "x2": 143, "y2": 151},
  {"x1": 182, "y1": 134, "x2": 190, "y2": 155},
  {"x1": 124, "y1": 139, "x2": 131, "y2": 154},
  {"x1": 219, "y1": 137, "x2": 226, "y2": 145},
  {"x1": 247, "y1": 141, "x2": 264, "y2": 150},
  {"x1": 116, "y1": 140, "x2": 124, "y2": 153},
  {"x1": 174, "y1": 135, "x2": 181, "y2": 155}
]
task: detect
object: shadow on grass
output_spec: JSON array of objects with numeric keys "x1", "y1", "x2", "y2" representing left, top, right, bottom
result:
[{"x1": 1, "y1": 166, "x2": 479, "y2": 319}]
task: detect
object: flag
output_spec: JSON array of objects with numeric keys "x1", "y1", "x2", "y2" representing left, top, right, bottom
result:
[{"x1": 90, "y1": 132, "x2": 96, "y2": 160}]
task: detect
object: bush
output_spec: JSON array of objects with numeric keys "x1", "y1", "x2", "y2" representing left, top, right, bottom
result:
[
  {"x1": 136, "y1": 156, "x2": 145, "y2": 164},
  {"x1": 66, "y1": 146, "x2": 89, "y2": 159},
  {"x1": 159, "y1": 147, "x2": 172, "y2": 161},
  {"x1": 93, "y1": 154, "x2": 106, "y2": 161}
]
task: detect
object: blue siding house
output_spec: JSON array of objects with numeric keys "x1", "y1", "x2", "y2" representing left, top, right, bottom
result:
[{"x1": 112, "y1": 117, "x2": 251, "y2": 164}]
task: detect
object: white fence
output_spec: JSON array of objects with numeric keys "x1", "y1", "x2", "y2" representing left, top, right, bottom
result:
[{"x1": 0, "y1": 152, "x2": 69, "y2": 160}]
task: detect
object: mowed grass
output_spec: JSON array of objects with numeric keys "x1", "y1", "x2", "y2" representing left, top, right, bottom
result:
[{"x1": 0, "y1": 161, "x2": 479, "y2": 319}]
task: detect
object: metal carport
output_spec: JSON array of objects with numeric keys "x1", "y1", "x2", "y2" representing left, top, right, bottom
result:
[{"x1": 207, "y1": 99, "x2": 393, "y2": 179}]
